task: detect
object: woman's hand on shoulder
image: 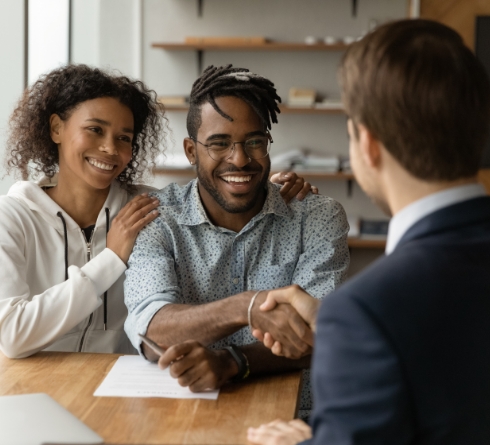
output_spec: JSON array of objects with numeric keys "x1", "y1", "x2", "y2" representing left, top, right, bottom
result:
[
  {"x1": 270, "y1": 172, "x2": 319, "y2": 203},
  {"x1": 106, "y1": 193, "x2": 159, "y2": 264}
]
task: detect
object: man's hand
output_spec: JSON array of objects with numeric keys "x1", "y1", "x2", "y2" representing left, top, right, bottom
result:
[
  {"x1": 157, "y1": 340, "x2": 238, "y2": 392},
  {"x1": 247, "y1": 419, "x2": 312, "y2": 445},
  {"x1": 250, "y1": 291, "x2": 314, "y2": 360},
  {"x1": 270, "y1": 172, "x2": 319, "y2": 203},
  {"x1": 252, "y1": 285, "x2": 320, "y2": 357}
]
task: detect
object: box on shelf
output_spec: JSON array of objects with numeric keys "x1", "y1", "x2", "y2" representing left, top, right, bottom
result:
[
  {"x1": 359, "y1": 219, "x2": 389, "y2": 239},
  {"x1": 340, "y1": 157, "x2": 352, "y2": 174},
  {"x1": 158, "y1": 96, "x2": 189, "y2": 107},
  {"x1": 288, "y1": 88, "x2": 317, "y2": 107}
]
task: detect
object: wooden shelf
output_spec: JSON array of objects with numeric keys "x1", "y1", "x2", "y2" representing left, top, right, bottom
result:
[
  {"x1": 348, "y1": 238, "x2": 386, "y2": 249},
  {"x1": 152, "y1": 42, "x2": 348, "y2": 51},
  {"x1": 162, "y1": 103, "x2": 345, "y2": 115},
  {"x1": 152, "y1": 41, "x2": 348, "y2": 73},
  {"x1": 153, "y1": 168, "x2": 354, "y2": 180}
]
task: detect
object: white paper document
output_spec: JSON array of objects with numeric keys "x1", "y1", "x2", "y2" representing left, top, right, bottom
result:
[{"x1": 94, "y1": 355, "x2": 219, "y2": 400}]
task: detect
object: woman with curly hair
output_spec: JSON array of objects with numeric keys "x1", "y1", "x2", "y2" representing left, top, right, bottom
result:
[
  {"x1": 0, "y1": 64, "x2": 313, "y2": 359},
  {"x1": 0, "y1": 64, "x2": 166, "y2": 358}
]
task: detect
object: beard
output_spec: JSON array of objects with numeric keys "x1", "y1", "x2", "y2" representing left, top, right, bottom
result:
[{"x1": 196, "y1": 157, "x2": 270, "y2": 214}]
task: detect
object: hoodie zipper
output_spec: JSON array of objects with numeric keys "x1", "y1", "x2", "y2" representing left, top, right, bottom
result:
[{"x1": 78, "y1": 228, "x2": 95, "y2": 352}]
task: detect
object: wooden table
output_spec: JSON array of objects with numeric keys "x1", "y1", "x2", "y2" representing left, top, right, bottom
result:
[{"x1": 0, "y1": 352, "x2": 302, "y2": 444}]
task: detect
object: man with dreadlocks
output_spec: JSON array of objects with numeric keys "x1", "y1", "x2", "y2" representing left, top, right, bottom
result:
[{"x1": 124, "y1": 65, "x2": 349, "y2": 418}]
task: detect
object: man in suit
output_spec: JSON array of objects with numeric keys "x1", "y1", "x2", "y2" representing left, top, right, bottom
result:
[{"x1": 247, "y1": 19, "x2": 490, "y2": 445}]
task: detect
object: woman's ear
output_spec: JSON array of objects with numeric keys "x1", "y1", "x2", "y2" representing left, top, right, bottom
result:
[
  {"x1": 183, "y1": 137, "x2": 196, "y2": 165},
  {"x1": 49, "y1": 114, "x2": 62, "y2": 144}
]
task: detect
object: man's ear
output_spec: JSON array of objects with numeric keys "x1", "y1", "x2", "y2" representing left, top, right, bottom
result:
[
  {"x1": 183, "y1": 137, "x2": 197, "y2": 165},
  {"x1": 50, "y1": 114, "x2": 62, "y2": 144},
  {"x1": 358, "y1": 123, "x2": 382, "y2": 169}
]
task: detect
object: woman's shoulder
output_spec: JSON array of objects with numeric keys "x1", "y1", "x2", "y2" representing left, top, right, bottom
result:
[{"x1": 0, "y1": 194, "x2": 33, "y2": 227}]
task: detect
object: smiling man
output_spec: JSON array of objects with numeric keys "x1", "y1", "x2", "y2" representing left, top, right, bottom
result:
[{"x1": 124, "y1": 65, "x2": 349, "y2": 418}]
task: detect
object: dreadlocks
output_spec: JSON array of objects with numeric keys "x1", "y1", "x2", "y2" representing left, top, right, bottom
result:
[{"x1": 186, "y1": 64, "x2": 281, "y2": 139}]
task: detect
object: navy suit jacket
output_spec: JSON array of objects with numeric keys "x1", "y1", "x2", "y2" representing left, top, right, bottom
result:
[{"x1": 307, "y1": 196, "x2": 490, "y2": 445}]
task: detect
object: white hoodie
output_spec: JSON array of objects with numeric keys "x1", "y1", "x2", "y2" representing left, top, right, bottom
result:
[{"x1": 0, "y1": 177, "x2": 154, "y2": 358}]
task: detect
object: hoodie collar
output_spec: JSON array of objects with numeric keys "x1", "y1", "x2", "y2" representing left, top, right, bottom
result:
[{"x1": 7, "y1": 175, "x2": 127, "y2": 232}]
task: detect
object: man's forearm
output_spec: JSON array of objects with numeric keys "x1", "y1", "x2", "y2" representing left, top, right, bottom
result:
[
  {"x1": 144, "y1": 291, "x2": 255, "y2": 360},
  {"x1": 241, "y1": 342, "x2": 311, "y2": 376}
]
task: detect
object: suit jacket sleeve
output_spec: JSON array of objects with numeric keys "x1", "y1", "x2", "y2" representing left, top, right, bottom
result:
[{"x1": 304, "y1": 290, "x2": 414, "y2": 445}]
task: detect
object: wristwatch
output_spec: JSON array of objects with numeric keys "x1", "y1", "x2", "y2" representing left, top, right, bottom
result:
[{"x1": 223, "y1": 344, "x2": 250, "y2": 382}]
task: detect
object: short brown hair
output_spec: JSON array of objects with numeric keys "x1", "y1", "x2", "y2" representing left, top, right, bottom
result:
[{"x1": 340, "y1": 19, "x2": 490, "y2": 181}]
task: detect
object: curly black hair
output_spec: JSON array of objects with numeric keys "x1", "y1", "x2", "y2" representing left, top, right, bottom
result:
[
  {"x1": 186, "y1": 64, "x2": 281, "y2": 139},
  {"x1": 6, "y1": 64, "x2": 167, "y2": 187}
]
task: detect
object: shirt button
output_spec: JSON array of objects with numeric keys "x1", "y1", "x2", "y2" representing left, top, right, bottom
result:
[{"x1": 232, "y1": 277, "x2": 239, "y2": 284}]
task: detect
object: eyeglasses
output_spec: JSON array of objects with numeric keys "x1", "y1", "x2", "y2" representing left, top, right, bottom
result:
[{"x1": 190, "y1": 134, "x2": 273, "y2": 161}]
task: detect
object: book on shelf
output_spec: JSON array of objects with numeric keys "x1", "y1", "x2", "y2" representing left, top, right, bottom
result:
[
  {"x1": 270, "y1": 149, "x2": 340, "y2": 172},
  {"x1": 314, "y1": 99, "x2": 344, "y2": 109}
]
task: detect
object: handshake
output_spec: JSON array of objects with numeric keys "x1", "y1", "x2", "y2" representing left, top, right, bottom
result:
[
  {"x1": 146, "y1": 284, "x2": 321, "y2": 393},
  {"x1": 251, "y1": 284, "x2": 320, "y2": 359}
]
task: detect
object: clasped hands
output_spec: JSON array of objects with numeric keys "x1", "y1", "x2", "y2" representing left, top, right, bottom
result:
[
  {"x1": 154, "y1": 285, "x2": 319, "y2": 394},
  {"x1": 252, "y1": 284, "x2": 320, "y2": 358}
]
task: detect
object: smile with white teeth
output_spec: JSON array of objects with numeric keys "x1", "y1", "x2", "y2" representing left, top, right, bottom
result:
[
  {"x1": 222, "y1": 175, "x2": 252, "y2": 183},
  {"x1": 88, "y1": 158, "x2": 116, "y2": 171}
]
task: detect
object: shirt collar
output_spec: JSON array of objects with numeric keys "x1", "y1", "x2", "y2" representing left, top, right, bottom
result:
[
  {"x1": 386, "y1": 183, "x2": 486, "y2": 255},
  {"x1": 178, "y1": 179, "x2": 291, "y2": 228}
]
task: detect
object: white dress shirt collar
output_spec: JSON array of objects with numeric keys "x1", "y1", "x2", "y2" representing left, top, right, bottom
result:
[{"x1": 386, "y1": 183, "x2": 486, "y2": 255}]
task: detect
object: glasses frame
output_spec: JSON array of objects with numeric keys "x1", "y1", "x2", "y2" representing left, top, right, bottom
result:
[{"x1": 190, "y1": 133, "x2": 273, "y2": 162}]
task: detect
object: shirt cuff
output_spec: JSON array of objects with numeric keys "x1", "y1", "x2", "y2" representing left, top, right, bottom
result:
[
  {"x1": 81, "y1": 248, "x2": 127, "y2": 297},
  {"x1": 125, "y1": 299, "x2": 172, "y2": 356}
]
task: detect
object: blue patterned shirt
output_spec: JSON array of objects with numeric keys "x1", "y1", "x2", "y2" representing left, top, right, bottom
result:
[{"x1": 124, "y1": 179, "x2": 349, "y2": 413}]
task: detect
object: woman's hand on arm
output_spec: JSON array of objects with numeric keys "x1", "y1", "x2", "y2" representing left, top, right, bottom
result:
[
  {"x1": 106, "y1": 193, "x2": 159, "y2": 264},
  {"x1": 270, "y1": 172, "x2": 319, "y2": 203}
]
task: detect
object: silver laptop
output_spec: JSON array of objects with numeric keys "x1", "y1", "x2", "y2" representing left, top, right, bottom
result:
[{"x1": 0, "y1": 393, "x2": 103, "y2": 445}]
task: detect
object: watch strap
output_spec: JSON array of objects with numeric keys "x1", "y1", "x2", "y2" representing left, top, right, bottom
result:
[{"x1": 223, "y1": 344, "x2": 250, "y2": 382}]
